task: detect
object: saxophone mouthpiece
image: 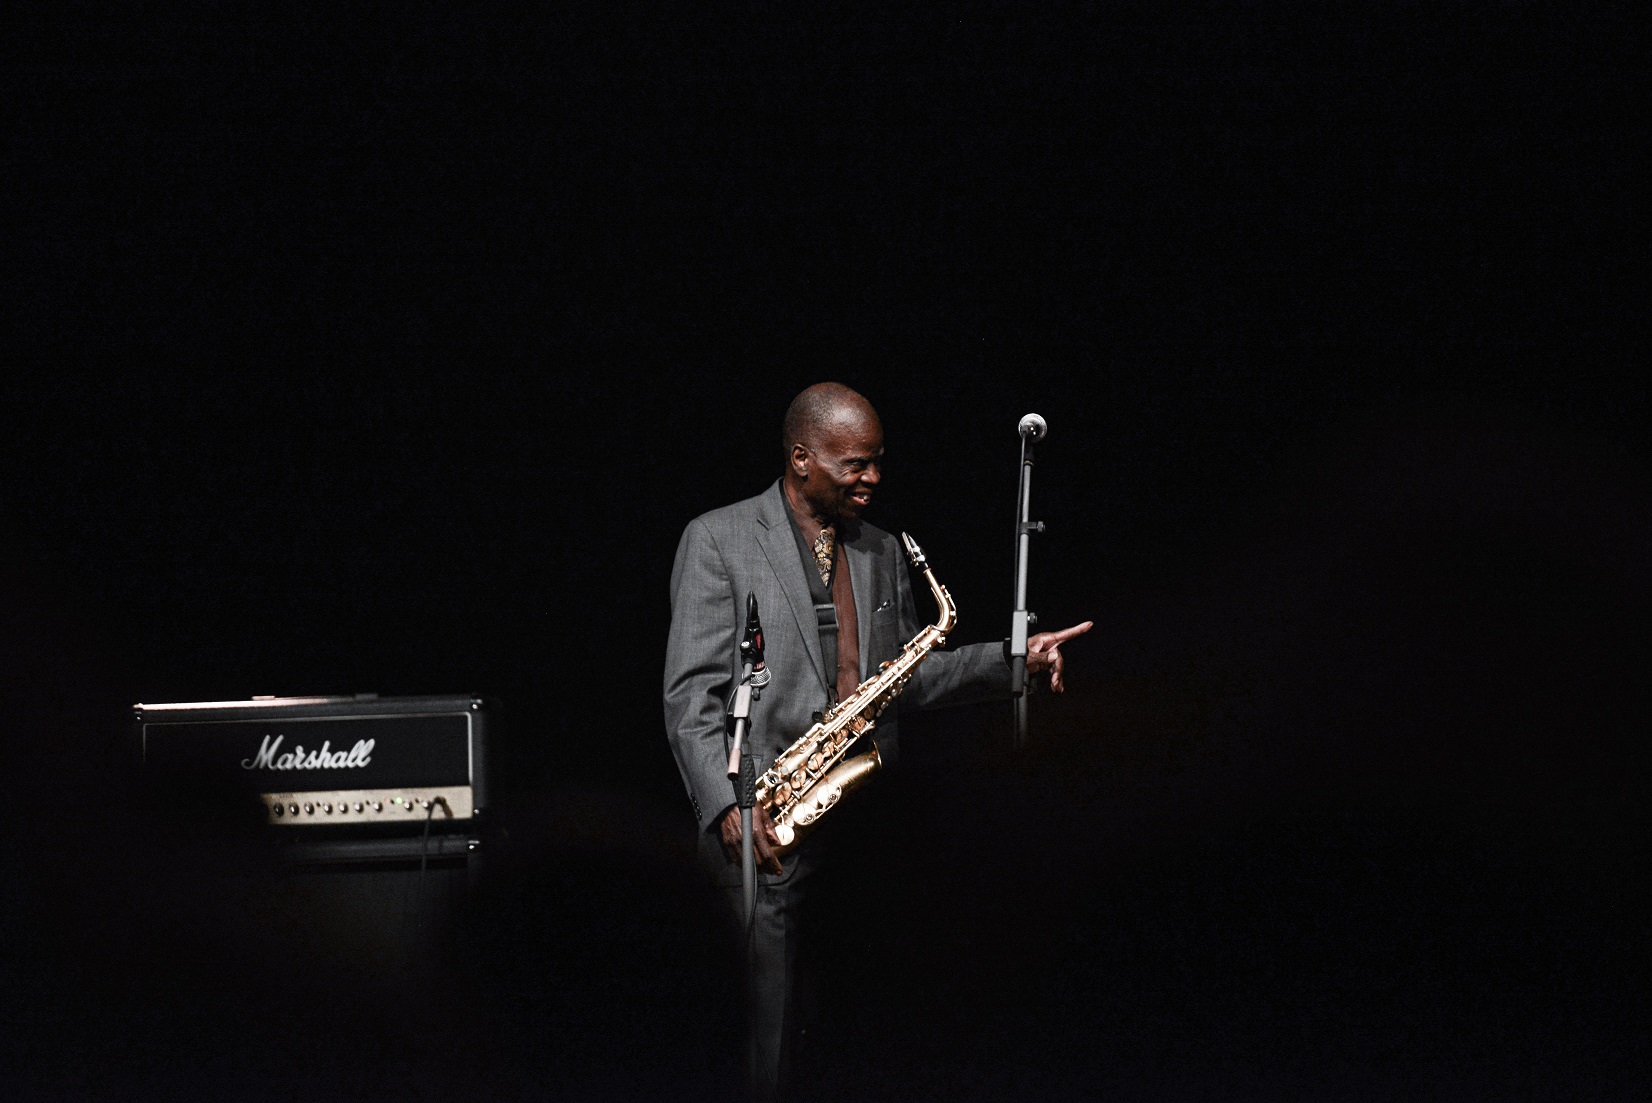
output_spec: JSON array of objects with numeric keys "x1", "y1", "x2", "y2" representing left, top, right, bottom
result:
[{"x1": 900, "y1": 531, "x2": 927, "y2": 569}]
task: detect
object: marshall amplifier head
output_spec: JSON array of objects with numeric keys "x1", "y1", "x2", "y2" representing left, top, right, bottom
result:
[{"x1": 134, "y1": 694, "x2": 489, "y2": 829}]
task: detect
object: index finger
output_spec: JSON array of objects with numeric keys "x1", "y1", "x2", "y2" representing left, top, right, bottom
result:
[
  {"x1": 754, "y1": 805, "x2": 785, "y2": 873},
  {"x1": 1045, "y1": 620, "x2": 1094, "y2": 644},
  {"x1": 755, "y1": 827, "x2": 783, "y2": 875}
]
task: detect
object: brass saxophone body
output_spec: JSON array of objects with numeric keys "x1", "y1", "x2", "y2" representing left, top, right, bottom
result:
[{"x1": 756, "y1": 532, "x2": 957, "y2": 855}]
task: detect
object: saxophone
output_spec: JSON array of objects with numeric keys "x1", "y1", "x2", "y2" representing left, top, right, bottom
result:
[{"x1": 757, "y1": 532, "x2": 957, "y2": 855}]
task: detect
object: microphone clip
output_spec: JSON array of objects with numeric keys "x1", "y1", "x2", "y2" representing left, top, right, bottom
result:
[{"x1": 740, "y1": 591, "x2": 770, "y2": 693}]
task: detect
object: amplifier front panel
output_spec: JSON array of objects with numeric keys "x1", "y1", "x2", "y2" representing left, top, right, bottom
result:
[{"x1": 262, "y1": 785, "x2": 474, "y2": 824}]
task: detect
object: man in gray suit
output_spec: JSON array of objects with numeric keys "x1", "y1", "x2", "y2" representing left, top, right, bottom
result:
[{"x1": 664, "y1": 382, "x2": 1089, "y2": 1101}]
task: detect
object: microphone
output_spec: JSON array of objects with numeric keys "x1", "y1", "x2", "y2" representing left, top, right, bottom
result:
[
  {"x1": 741, "y1": 592, "x2": 771, "y2": 688},
  {"x1": 1018, "y1": 413, "x2": 1048, "y2": 441}
]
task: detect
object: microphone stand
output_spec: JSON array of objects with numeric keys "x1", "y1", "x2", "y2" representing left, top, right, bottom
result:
[
  {"x1": 726, "y1": 600, "x2": 765, "y2": 1101},
  {"x1": 726, "y1": 658, "x2": 760, "y2": 944},
  {"x1": 726, "y1": 597, "x2": 766, "y2": 945},
  {"x1": 1009, "y1": 415, "x2": 1046, "y2": 750}
]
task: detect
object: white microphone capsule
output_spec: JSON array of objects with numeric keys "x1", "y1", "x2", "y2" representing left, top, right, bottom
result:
[{"x1": 1018, "y1": 413, "x2": 1047, "y2": 441}]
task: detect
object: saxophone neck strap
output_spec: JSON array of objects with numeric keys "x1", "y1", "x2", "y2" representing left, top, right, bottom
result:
[
  {"x1": 814, "y1": 601, "x2": 839, "y2": 707},
  {"x1": 783, "y1": 502, "x2": 841, "y2": 707}
]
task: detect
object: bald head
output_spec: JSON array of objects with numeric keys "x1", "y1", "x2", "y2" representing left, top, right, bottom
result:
[
  {"x1": 781, "y1": 383, "x2": 879, "y2": 459},
  {"x1": 780, "y1": 383, "x2": 885, "y2": 526}
]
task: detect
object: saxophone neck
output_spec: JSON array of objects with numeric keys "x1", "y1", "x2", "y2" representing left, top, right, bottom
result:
[
  {"x1": 928, "y1": 575, "x2": 958, "y2": 635},
  {"x1": 899, "y1": 531, "x2": 958, "y2": 637}
]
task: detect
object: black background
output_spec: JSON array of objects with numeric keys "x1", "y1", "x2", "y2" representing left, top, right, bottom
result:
[{"x1": 3, "y1": 3, "x2": 1645, "y2": 1100}]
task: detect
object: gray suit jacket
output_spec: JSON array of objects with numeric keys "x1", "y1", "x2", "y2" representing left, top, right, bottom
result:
[{"x1": 664, "y1": 481, "x2": 1012, "y2": 852}]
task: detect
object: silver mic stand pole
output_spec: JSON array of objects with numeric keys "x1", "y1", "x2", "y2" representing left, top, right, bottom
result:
[
  {"x1": 727, "y1": 662, "x2": 760, "y2": 940},
  {"x1": 1009, "y1": 413, "x2": 1047, "y2": 750},
  {"x1": 726, "y1": 595, "x2": 769, "y2": 1101}
]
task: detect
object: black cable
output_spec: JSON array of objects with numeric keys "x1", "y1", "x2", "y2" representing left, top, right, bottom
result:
[
  {"x1": 397, "y1": 798, "x2": 441, "y2": 964},
  {"x1": 419, "y1": 798, "x2": 437, "y2": 878}
]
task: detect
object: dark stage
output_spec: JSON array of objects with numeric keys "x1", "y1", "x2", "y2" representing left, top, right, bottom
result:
[{"x1": 4, "y1": 4, "x2": 1644, "y2": 1101}]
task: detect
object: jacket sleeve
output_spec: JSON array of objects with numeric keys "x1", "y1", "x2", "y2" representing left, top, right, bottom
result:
[{"x1": 663, "y1": 516, "x2": 739, "y2": 835}]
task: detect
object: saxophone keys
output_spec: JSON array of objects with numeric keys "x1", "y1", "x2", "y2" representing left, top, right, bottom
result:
[
  {"x1": 796, "y1": 785, "x2": 842, "y2": 826},
  {"x1": 806, "y1": 753, "x2": 823, "y2": 773},
  {"x1": 791, "y1": 769, "x2": 806, "y2": 789},
  {"x1": 776, "y1": 783, "x2": 793, "y2": 804}
]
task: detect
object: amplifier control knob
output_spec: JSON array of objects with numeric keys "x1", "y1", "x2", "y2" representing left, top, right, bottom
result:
[
  {"x1": 272, "y1": 803, "x2": 284, "y2": 817},
  {"x1": 372, "y1": 801, "x2": 383, "y2": 812},
  {"x1": 303, "y1": 802, "x2": 314, "y2": 815},
  {"x1": 322, "y1": 803, "x2": 333, "y2": 814},
  {"x1": 289, "y1": 803, "x2": 299, "y2": 815},
  {"x1": 353, "y1": 802, "x2": 364, "y2": 813}
]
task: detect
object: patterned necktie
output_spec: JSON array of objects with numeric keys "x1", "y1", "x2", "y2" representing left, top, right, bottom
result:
[{"x1": 811, "y1": 527, "x2": 835, "y2": 586}]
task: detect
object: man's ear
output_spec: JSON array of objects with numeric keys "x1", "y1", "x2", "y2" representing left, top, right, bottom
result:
[{"x1": 788, "y1": 443, "x2": 810, "y2": 478}]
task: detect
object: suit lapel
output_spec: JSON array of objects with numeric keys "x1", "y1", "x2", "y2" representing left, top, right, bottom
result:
[{"x1": 756, "y1": 484, "x2": 829, "y2": 693}]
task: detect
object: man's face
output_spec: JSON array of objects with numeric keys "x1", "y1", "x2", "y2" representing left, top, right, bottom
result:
[{"x1": 797, "y1": 415, "x2": 884, "y2": 525}]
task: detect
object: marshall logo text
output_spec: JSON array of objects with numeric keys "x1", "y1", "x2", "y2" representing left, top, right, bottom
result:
[{"x1": 240, "y1": 734, "x2": 375, "y2": 771}]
